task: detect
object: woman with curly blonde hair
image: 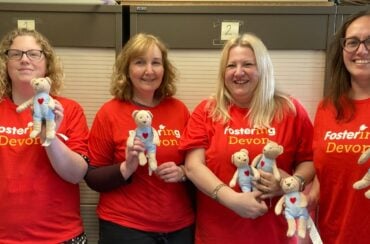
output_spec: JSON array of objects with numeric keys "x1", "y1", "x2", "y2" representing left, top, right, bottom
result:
[
  {"x1": 0, "y1": 28, "x2": 63, "y2": 99},
  {"x1": 0, "y1": 28, "x2": 89, "y2": 243}
]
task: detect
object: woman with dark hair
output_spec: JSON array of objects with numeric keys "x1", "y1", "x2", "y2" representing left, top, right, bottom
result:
[{"x1": 311, "y1": 10, "x2": 370, "y2": 244}]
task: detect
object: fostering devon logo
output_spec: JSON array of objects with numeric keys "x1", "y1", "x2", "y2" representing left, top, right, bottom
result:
[
  {"x1": 156, "y1": 124, "x2": 181, "y2": 147},
  {"x1": 0, "y1": 122, "x2": 42, "y2": 146},
  {"x1": 224, "y1": 126, "x2": 276, "y2": 145},
  {"x1": 324, "y1": 124, "x2": 370, "y2": 153}
]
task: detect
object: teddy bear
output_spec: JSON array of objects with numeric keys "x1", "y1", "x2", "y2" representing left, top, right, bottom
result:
[
  {"x1": 16, "y1": 77, "x2": 56, "y2": 147},
  {"x1": 127, "y1": 110, "x2": 160, "y2": 175},
  {"x1": 251, "y1": 140, "x2": 283, "y2": 182},
  {"x1": 229, "y1": 149, "x2": 260, "y2": 192},
  {"x1": 275, "y1": 176, "x2": 309, "y2": 239},
  {"x1": 353, "y1": 148, "x2": 370, "y2": 199}
]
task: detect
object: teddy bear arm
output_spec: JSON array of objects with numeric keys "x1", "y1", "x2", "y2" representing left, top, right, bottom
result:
[
  {"x1": 275, "y1": 196, "x2": 284, "y2": 215},
  {"x1": 272, "y1": 163, "x2": 282, "y2": 181},
  {"x1": 229, "y1": 170, "x2": 238, "y2": 187},
  {"x1": 47, "y1": 96, "x2": 56, "y2": 110},
  {"x1": 251, "y1": 154, "x2": 262, "y2": 167},
  {"x1": 152, "y1": 128, "x2": 160, "y2": 145},
  {"x1": 251, "y1": 167, "x2": 260, "y2": 181},
  {"x1": 16, "y1": 98, "x2": 33, "y2": 112},
  {"x1": 299, "y1": 193, "x2": 308, "y2": 208}
]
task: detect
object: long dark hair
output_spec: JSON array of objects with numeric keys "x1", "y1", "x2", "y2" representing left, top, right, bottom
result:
[{"x1": 325, "y1": 10, "x2": 370, "y2": 122}]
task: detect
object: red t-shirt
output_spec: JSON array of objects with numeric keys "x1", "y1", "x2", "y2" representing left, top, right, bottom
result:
[
  {"x1": 313, "y1": 98, "x2": 370, "y2": 244},
  {"x1": 0, "y1": 97, "x2": 88, "y2": 244},
  {"x1": 88, "y1": 97, "x2": 195, "y2": 232},
  {"x1": 179, "y1": 98, "x2": 313, "y2": 244}
]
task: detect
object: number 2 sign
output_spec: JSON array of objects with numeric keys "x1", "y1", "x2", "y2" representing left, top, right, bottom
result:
[{"x1": 221, "y1": 21, "x2": 240, "y2": 41}]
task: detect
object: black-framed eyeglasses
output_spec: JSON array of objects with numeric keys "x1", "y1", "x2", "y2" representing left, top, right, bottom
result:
[
  {"x1": 340, "y1": 37, "x2": 370, "y2": 53},
  {"x1": 5, "y1": 49, "x2": 44, "y2": 61}
]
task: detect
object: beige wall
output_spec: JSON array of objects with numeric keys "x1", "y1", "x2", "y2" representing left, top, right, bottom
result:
[{"x1": 58, "y1": 46, "x2": 325, "y2": 243}]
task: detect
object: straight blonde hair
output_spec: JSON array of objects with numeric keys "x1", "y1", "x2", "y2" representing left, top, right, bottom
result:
[{"x1": 208, "y1": 33, "x2": 295, "y2": 128}]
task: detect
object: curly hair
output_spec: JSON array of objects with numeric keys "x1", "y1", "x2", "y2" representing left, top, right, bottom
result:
[
  {"x1": 110, "y1": 33, "x2": 177, "y2": 101},
  {"x1": 0, "y1": 28, "x2": 64, "y2": 100}
]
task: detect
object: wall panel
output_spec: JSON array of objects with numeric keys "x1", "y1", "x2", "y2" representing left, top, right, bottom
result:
[{"x1": 170, "y1": 49, "x2": 325, "y2": 122}]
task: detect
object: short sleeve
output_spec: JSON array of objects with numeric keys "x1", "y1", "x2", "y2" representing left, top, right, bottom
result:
[
  {"x1": 292, "y1": 98, "x2": 314, "y2": 164},
  {"x1": 179, "y1": 100, "x2": 211, "y2": 151},
  {"x1": 58, "y1": 97, "x2": 89, "y2": 156}
]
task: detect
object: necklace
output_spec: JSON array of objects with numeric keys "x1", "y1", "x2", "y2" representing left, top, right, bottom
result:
[{"x1": 131, "y1": 99, "x2": 157, "y2": 108}]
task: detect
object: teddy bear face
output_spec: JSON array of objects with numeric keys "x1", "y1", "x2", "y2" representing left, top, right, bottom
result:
[
  {"x1": 232, "y1": 149, "x2": 249, "y2": 167},
  {"x1": 281, "y1": 176, "x2": 300, "y2": 194},
  {"x1": 30, "y1": 77, "x2": 51, "y2": 93},
  {"x1": 132, "y1": 110, "x2": 153, "y2": 128},
  {"x1": 263, "y1": 141, "x2": 284, "y2": 159}
]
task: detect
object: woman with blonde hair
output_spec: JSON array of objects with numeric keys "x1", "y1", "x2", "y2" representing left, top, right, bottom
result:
[
  {"x1": 180, "y1": 33, "x2": 315, "y2": 243},
  {"x1": 0, "y1": 28, "x2": 89, "y2": 243},
  {"x1": 85, "y1": 33, "x2": 195, "y2": 244}
]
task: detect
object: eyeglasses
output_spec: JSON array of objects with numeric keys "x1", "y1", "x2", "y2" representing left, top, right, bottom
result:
[
  {"x1": 340, "y1": 37, "x2": 370, "y2": 53},
  {"x1": 5, "y1": 49, "x2": 44, "y2": 61}
]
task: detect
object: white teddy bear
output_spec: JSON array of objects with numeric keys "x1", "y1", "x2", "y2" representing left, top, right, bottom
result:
[
  {"x1": 127, "y1": 110, "x2": 160, "y2": 175},
  {"x1": 353, "y1": 148, "x2": 370, "y2": 199},
  {"x1": 275, "y1": 176, "x2": 309, "y2": 239},
  {"x1": 16, "y1": 77, "x2": 56, "y2": 147},
  {"x1": 251, "y1": 140, "x2": 283, "y2": 182},
  {"x1": 229, "y1": 149, "x2": 260, "y2": 192}
]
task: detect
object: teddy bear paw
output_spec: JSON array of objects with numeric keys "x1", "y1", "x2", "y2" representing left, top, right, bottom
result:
[
  {"x1": 298, "y1": 224, "x2": 306, "y2": 239},
  {"x1": 30, "y1": 130, "x2": 41, "y2": 138},
  {"x1": 365, "y1": 190, "x2": 370, "y2": 199},
  {"x1": 298, "y1": 229, "x2": 306, "y2": 239},
  {"x1": 148, "y1": 159, "x2": 157, "y2": 171},
  {"x1": 353, "y1": 179, "x2": 370, "y2": 189},
  {"x1": 42, "y1": 139, "x2": 52, "y2": 147},
  {"x1": 287, "y1": 229, "x2": 295, "y2": 237},
  {"x1": 46, "y1": 131, "x2": 56, "y2": 140},
  {"x1": 138, "y1": 153, "x2": 148, "y2": 166}
]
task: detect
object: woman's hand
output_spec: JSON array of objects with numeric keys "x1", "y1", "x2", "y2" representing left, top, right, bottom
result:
[
  {"x1": 120, "y1": 138, "x2": 143, "y2": 179},
  {"x1": 38, "y1": 99, "x2": 64, "y2": 146},
  {"x1": 254, "y1": 170, "x2": 283, "y2": 199},
  {"x1": 305, "y1": 176, "x2": 320, "y2": 211},
  {"x1": 156, "y1": 162, "x2": 185, "y2": 183},
  {"x1": 53, "y1": 99, "x2": 64, "y2": 132},
  {"x1": 224, "y1": 190, "x2": 268, "y2": 219}
]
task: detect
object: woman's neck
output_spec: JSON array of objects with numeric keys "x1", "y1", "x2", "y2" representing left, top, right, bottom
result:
[
  {"x1": 11, "y1": 85, "x2": 34, "y2": 105},
  {"x1": 132, "y1": 95, "x2": 158, "y2": 108},
  {"x1": 350, "y1": 78, "x2": 370, "y2": 100}
]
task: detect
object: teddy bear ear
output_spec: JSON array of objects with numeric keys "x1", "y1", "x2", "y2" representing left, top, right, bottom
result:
[
  {"x1": 132, "y1": 110, "x2": 139, "y2": 118},
  {"x1": 280, "y1": 178, "x2": 286, "y2": 187},
  {"x1": 240, "y1": 148, "x2": 248, "y2": 155},
  {"x1": 45, "y1": 77, "x2": 52, "y2": 85},
  {"x1": 146, "y1": 110, "x2": 153, "y2": 118},
  {"x1": 279, "y1": 145, "x2": 284, "y2": 154}
]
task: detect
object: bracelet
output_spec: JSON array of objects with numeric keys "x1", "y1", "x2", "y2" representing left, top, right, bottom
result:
[
  {"x1": 179, "y1": 165, "x2": 187, "y2": 182},
  {"x1": 211, "y1": 183, "x2": 227, "y2": 201}
]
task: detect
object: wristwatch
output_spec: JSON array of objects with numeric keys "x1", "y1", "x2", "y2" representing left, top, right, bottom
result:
[{"x1": 293, "y1": 174, "x2": 305, "y2": 192}]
